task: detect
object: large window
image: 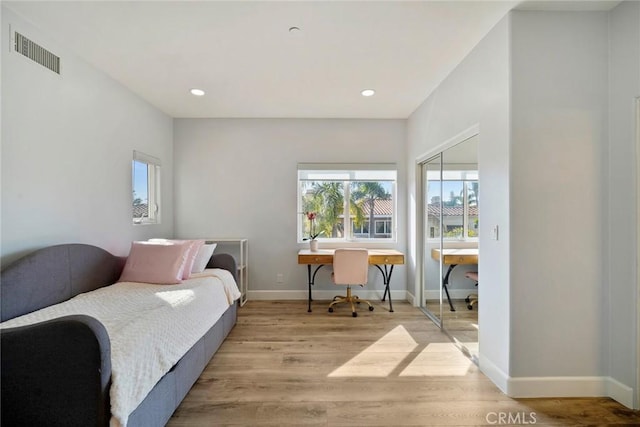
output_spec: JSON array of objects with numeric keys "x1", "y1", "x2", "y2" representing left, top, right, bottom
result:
[
  {"x1": 297, "y1": 164, "x2": 397, "y2": 242},
  {"x1": 132, "y1": 150, "x2": 161, "y2": 225},
  {"x1": 427, "y1": 170, "x2": 478, "y2": 240}
]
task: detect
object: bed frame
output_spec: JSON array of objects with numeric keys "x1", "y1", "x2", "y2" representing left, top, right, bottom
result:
[{"x1": 0, "y1": 243, "x2": 238, "y2": 427}]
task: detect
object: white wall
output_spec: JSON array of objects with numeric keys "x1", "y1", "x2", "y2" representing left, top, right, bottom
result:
[
  {"x1": 510, "y1": 10, "x2": 609, "y2": 379},
  {"x1": 608, "y1": 1, "x2": 640, "y2": 408},
  {"x1": 173, "y1": 118, "x2": 407, "y2": 298},
  {"x1": 407, "y1": 8, "x2": 638, "y2": 407},
  {"x1": 407, "y1": 15, "x2": 511, "y2": 387},
  {"x1": 1, "y1": 7, "x2": 174, "y2": 265}
]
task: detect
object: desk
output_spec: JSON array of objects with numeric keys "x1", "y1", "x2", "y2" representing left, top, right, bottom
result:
[
  {"x1": 298, "y1": 249, "x2": 405, "y2": 313},
  {"x1": 430, "y1": 248, "x2": 478, "y2": 312}
]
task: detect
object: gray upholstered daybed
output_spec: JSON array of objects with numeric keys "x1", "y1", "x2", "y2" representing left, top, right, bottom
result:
[{"x1": 0, "y1": 243, "x2": 239, "y2": 427}]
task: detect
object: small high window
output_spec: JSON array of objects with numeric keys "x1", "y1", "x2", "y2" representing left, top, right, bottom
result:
[{"x1": 132, "y1": 151, "x2": 161, "y2": 225}]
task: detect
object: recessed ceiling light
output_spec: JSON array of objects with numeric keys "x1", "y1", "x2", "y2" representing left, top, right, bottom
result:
[
  {"x1": 361, "y1": 89, "x2": 375, "y2": 97},
  {"x1": 190, "y1": 88, "x2": 205, "y2": 96}
]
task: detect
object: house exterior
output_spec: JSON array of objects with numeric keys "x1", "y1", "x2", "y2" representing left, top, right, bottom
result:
[
  {"x1": 350, "y1": 199, "x2": 394, "y2": 239},
  {"x1": 427, "y1": 204, "x2": 479, "y2": 239}
]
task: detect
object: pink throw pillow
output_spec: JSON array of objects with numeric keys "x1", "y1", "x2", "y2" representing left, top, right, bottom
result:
[
  {"x1": 181, "y1": 239, "x2": 204, "y2": 279},
  {"x1": 119, "y1": 241, "x2": 191, "y2": 284},
  {"x1": 147, "y1": 238, "x2": 204, "y2": 280}
]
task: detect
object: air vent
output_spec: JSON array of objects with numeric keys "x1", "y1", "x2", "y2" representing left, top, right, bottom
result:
[{"x1": 14, "y1": 31, "x2": 60, "y2": 74}]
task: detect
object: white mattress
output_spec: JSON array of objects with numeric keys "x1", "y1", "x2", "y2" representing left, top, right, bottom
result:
[{"x1": 0, "y1": 273, "x2": 240, "y2": 427}]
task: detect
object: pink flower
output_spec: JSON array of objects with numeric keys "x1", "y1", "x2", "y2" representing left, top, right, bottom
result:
[{"x1": 303, "y1": 211, "x2": 322, "y2": 240}]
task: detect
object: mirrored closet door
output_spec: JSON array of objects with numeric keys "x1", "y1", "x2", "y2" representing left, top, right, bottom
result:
[
  {"x1": 418, "y1": 135, "x2": 479, "y2": 360},
  {"x1": 420, "y1": 154, "x2": 443, "y2": 327}
]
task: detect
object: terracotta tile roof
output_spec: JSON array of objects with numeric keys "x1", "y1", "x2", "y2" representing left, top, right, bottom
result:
[
  {"x1": 428, "y1": 204, "x2": 478, "y2": 216},
  {"x1": 354, "y1": 199, "x2": 478, "y2": 217},
  {"x1": 360, "y1": 198, "x2": 394, "y2": 216}
]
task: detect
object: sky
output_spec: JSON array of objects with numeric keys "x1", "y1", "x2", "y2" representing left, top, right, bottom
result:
[
  {"x1": 428, "y1": 181, "x2": 465, "y2": 204},
  {"x1": 133, "y1": 160, "x2": 148, "y2": 203}
]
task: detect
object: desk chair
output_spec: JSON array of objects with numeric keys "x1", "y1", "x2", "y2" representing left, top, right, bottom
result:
[
  {"x1": 329, "y1": 248, "x2": 374, "y2": 318},
  {"x1": 465, "y1": 271, "x2": 478, "y2": 310}
]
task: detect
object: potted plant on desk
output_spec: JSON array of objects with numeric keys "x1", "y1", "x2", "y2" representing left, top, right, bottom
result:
[{"x1": 304, "y1": 212, "x2": 323, "y2": 251}]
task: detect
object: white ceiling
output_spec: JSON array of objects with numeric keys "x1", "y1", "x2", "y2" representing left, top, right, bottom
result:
[{"x1": 4, "y1": 1, "x2": 618, "y2": 119}]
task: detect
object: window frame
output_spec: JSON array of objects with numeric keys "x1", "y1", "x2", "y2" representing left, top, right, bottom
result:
[
  {"x1": 375, "y1": 219, "x2": 393, "y2": 237},
  {"x1": 132, "y1": 150, "x2": 161, "y2": 225},
  {"x1": 297, "y1": 163, "x2": 397, "y2": 244}
]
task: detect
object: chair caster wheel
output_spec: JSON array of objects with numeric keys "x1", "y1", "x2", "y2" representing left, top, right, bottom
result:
[
  {"x1": 465, "y1": 297, "x2": 470, "y2": 303},
  {"x1": 467, "y1": 305, "x2": 473, "y2": 310},
  {"x1": 352, "y1": 312, "x2": 358, "y2": 317},
  {"x1": 328, "y1": 307, "x2": 334, "y2": 313},
  {"x1": 369, "y1": 306, "x2": 374, "y2": 311}
]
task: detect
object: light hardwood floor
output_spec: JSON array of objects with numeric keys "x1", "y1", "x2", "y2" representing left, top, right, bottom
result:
[
  {"x1": 168, "y1": 300, "x2": 640, "y2": 426},
  {"x1": 425, "y1": 298, "x2": 479, "y2": 353}
]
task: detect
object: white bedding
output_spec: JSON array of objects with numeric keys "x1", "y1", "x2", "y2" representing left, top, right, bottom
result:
[
  {"x1": 0, "y1": 272, "x2": 240, "y2": 427},
  {"x1": 191, "y1": 268, "x2": 241, "y2": 304}
]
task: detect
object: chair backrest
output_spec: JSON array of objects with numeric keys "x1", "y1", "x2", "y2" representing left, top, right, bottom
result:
[{"x1": 332, "y1": 248, "x2": 369, "y2": 285}]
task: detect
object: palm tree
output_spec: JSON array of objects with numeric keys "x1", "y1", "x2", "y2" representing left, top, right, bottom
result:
[
  {"x1": 467, "y1": 181, "x2": 479, "y2": 206},
  {"x1": 351, "y1": 182, "x2": 390, "y2": 238},
  {"x1": 309, "y1": 182, "x2": 345, "y2": 237},
  {"x1": 444, "y1": 190, "x2": 463, "y2": 207}
]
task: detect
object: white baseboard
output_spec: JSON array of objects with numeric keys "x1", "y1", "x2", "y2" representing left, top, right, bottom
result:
[
  {"x1": 606, "y1": 377, "x2": 635, "y2": 409},
  {"x1": 506, "y1": 376, "x2": 634, "y2": 409},
  {"x1": 508, "y1": 376, "x2": 607, "y2": 398},
  {"x1": 424, "y1": 289, "x2": 478, "y2": 299},
  {"x1": 478, "y1": 355, "x2": 509, "y2": 394},
  {"x1": 248, "y1": 289, "x2": 407, "y2": 301},
  {"x1": 477, "y1": 355, "x2": 635, "y2": 409},
  {"x1": 405, "y1": 290, "x2": 417, "y2": 306},
  {"x1": 265, "y1": 288, "x2": 473, "y2": 303}
]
